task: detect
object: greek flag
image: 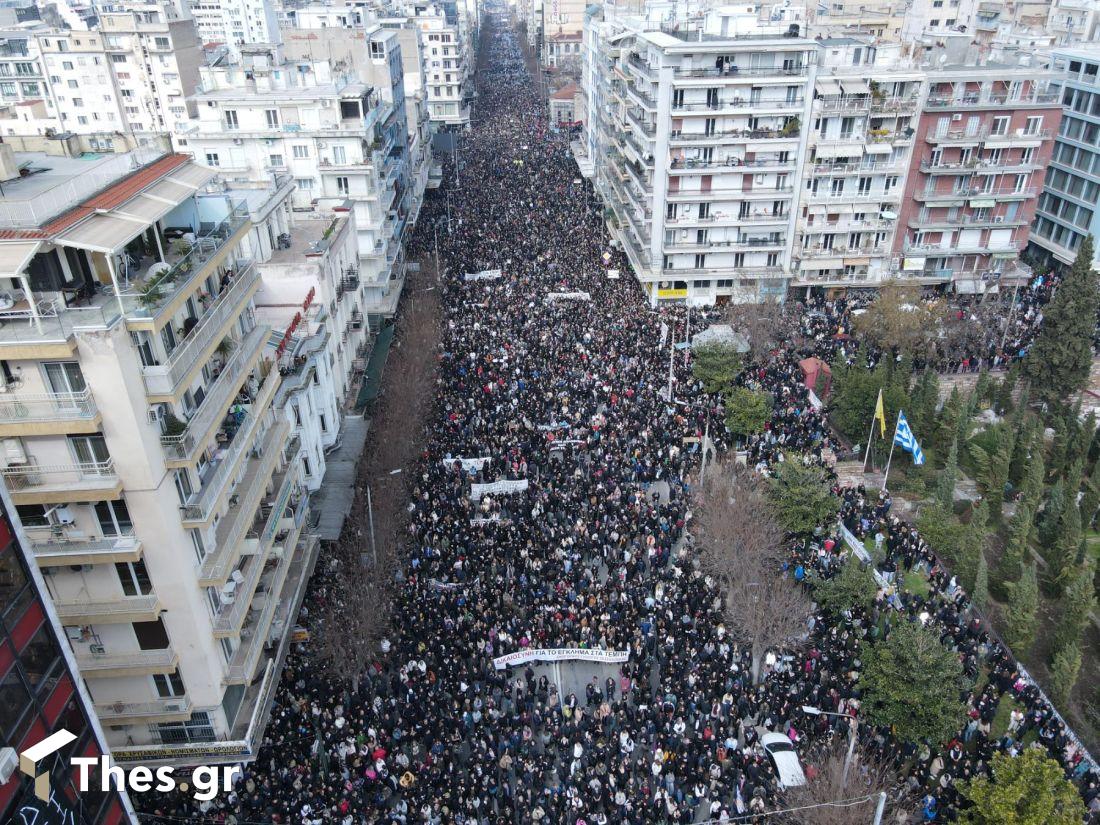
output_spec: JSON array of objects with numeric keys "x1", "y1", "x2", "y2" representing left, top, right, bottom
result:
[{"x1": 893, "y1": 411, "x2": 925, "y2": 466}]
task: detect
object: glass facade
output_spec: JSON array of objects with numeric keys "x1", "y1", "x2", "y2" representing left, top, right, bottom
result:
[{"x1": 0, "y1": 499, "x2": 127, "y2": 825}]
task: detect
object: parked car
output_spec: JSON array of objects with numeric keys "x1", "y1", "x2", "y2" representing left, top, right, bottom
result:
[{"x1": 760, "y1": 732, "x2": 807, "y2": 788}]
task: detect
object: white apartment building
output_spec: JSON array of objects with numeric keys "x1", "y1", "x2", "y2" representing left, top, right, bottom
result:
[
  {"x1": 900, "y1": 0, "x2": 979, "y2": 41},
  {"x1": 586, "y1": 4, "x2": 815, "y2": 304},
  {"x1": 191, "y1": 0, "x2": 281, "y2": 59},
  {"x1": 792, "y1": 36, "x2": 922, "y2": 291},
  {"x1": 408, "y1": 1, "x2": 472, "y2": 128},
  {"x1": 184, "y1": 41, "x2": 411, "y2": 325},
  {"x1": 0, "y1": 144, "x2": 313, "y2": 766},
  {"x1": 1047, "y1": 0, "x2": 1100, "y2": 45}
]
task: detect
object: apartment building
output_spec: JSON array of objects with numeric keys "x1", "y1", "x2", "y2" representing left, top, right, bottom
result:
[
  {"x1": 0, "y1": 485, "x2": 135, "y2": 824},
  {"x1": 1047, "y1": 0, "x2": 1100, "y2": 45},
  {"x1": 587, "y1": 5, "x2": 815, "y2": 304},
  {"x1": 792, "y1": 36, "x2": 922, "y2": 291},
  {"x1": 895, "y1": 61, "x2": 1061, "y2": 293},
  {"x1": 811, "y1": 0, "x2": 905, "y2": 38},
  {"x1": 408, "y1": 0, "x2": 473, "y2": 129},
  {"x1": 184, "y1": 40, "x2": 411, "y2": 326},
  {"x1": 1031, "y1": 46, "x2": 1100, "y2": 269},
  {"x1": 190, "y1": 0, "x2": 281, "y2": 58},
  {"x1": 257, "y1": 210, "x2": 361, "y2": 492},
  {"x1": 541, "y1": 0, "x2": 586, "y2": 71},
  {"x1": 0, "y1": 145, "x2": 313, "y2": 766}
]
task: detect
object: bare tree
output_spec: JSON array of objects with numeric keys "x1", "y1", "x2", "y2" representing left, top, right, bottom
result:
[
  {"x1": 781, "y1": 740, "x2": 911, "y2": 825},
  {"x1": 725, "y1": 300, "x2": 803, "y2": 362},
  {"x1": 313, "y1": 548, "x2": 392, "y2": 694},
  {"x1": 694, "y1": 462, "x2": 812, "y2": 683}
]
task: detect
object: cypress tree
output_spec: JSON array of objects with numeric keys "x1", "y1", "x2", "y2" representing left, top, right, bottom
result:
[
  {"x1": 936, "y1": 436, "x2": 959, "y2": 512},
  {"x1": 972, "y1": 551, "x2": 989, "y2": 611},
  {"x1": 1049, "y1": 643, "x2": 1082, "y2": 706},
  {"x1": 1046, "y1": 500, "x2": 1081, "y2": 596},
  {"x1": 1053, "y1": 561, "x2": 1097, "y2": 659},
  {"x1": 1024, "y1": 236, "x2": 1099, "y2": 408},
  {"x1": 994, "y1": 502, "x2": 1032, "y2": 598},
  {"x1": 1038, "y1": 479, "x2": 1066, "y2": 550},
  {"x1": 1003, "y1": 562, "x2": 1039, "y2": 655}
]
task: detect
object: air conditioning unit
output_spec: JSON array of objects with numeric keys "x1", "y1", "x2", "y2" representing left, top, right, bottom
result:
[
  {"x1": 317, "y1": 140, "x2": 327, "y2": 148},
  {"x1": 2, "y1": 438, "x2": 26, "y2": 465},
  {"x1": 147, "y1": 407, "x2": 165, "y2": 425},
  {"x1": 90, "y1": 644, "x2": 106, "y2": 656},
  {"x1": 271, "y1": 546, "x2": 284, "y2": 560},
  {"x1": 232, "y1": 137, "x2": 243, "y2": 145},
  {"x1": 220, "y1": 590, "x2": 236, "y2": 605},
  {"x1": 993, "y1": 216, "x2": 1004, "y2": 223},
  {"x1": 240, "y1": 627, "x2": 253, "y2": 638},
  {"x1": 951, "y1": 113, "x2": 962, "y2": 121},
  {"x1": 50, "y1": 505, "x2": 75, "y2": 526},
  {"x1": 231, "y1": 569, "x2": 245, "y2": 584}
]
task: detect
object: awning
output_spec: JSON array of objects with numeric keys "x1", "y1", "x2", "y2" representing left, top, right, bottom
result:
[
  {"x1": 355, "y1": 323, "x2": 395, "y2": 408},
  {"x1": 802, "y1": 258, "x2": 844, "y2": 269},
  {"x1": 165, "y1": 164, "x2": 217, "y2": 190},
  {"x1": 840, "y1": 79, "x2": 869, "y2": 95},
  {"x1": 844, "y1": 256, "x2": 872, "y2": 265},
  {"x1": 140, "y1": 177, "x2": 198, "y2": 206},
  {"x1": 0, "y1": 240, "x2": 41, "y2": 278},
  {"x1": 56, "y1": 213, "x2": 146, "y2": 254},
  {"x1": 817, "y1": 79, "x2": 842, "y2": 96},
  {"x1": 815, "y1": 142, "x2": 864, "y2": 159},
  {"x1": 112, "y1": 193, "x2": 178, "y2": 225},
  {"x1": 864, "y1": 142, "x2": 893, "y2": 154}
]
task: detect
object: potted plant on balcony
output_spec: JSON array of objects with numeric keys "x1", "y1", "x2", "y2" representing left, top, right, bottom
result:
[
  {"x1": 780, "y1": 117, "x2": 800, "y2": 138},
  {"x1": 162, "y1": 413, "x2": 187, "y2": 438},
  {"x1": 138, "y1": 279, "x2": 164, "y2": 310},
  {"x1": 216, "y1": 337, "x2": 235, "y2": 359},
  {"x1": 171, "y1": 237, "x2": 193, "y2": 257}
]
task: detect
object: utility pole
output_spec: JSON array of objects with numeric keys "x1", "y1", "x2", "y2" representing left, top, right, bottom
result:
[
  {"x1": 366, "y1": 486, "x2": 377, "y2": 566},
  {"x1": 871, "y1": 791, "x2": 887, "y2": 825},
  {"x1": 666, "y1": 338, "x2": 675, "y2": 401}
]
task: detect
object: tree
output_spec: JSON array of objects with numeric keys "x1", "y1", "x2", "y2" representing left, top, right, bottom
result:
[
  {"x1": 1019, "y1": 444, "x2": 1046, "y2": 513},
  {"x1": 994, "y1": 503, "x2": 1033, "y2": 597},
  {"x1": 1049, "y1": 643, "x2": 1082, "y2": 706},
  {"x1": 1079, "y1": 459, "x2": 1100, "y2": 531},
  {"x1": 970, "y1": 425, "x2": 1015, "y2": 520},
  {"x1": 725, "y1": 300, "x2": 800, "y2": 362},
  {"x1": 910, "y1": 369, "x2": 940, "y2": 440},
  {"x1": 724, "y1": 386, "x2": 772, "y2": 439},
  {"x1": 1038, "y1": 479, "x2": 1066, "y2": 551},
  {"x1": 1024, "y1": 237, "x2": 1099, "y2": 408},
  {"x1": 812, "y1": 555, "x2": 879, "y2": 618},
  {"x1": 692, "y1": 343, "x2": 743, "y2": 395},
  {"x1": 696, "y1": 463, "x2": 813, "y2": 684},
  {"x1": 860, "y1": 621, "x2": 970, "y2": 744},
  {"x1": 972, "y1": 551, "x2": 990, "y2": 612},
  {"x1": 1001, "y1": 563, "x2": 1039, "y2": 656},
  {"x1": 1053, "y1": 560, "x2": 1096, "y2": 658},
  {"x1": 850, "y1": 280, "x2": 941, "y2": 357},
  {"x1": 956, "y1": 499, "x2": 989, "y2": 593},
  {"x1": 1045, "y1": 498, "x2": 1081, "y2": 596},
  {"x1": 767, "y1": 458, "x2": 839, "y2": 535},
  {"x1": 936, "y1": 436, "x2": 959, "y2": 511},
  {"x1": 780, "y1": 741, "x2": 908, "y2": 825},
  {"x1": 916, "y1": 504, "x2": 969, "y2": 567},
  {"x1": 956, "y1": 749, "x2": 1087, "y2": 825}
]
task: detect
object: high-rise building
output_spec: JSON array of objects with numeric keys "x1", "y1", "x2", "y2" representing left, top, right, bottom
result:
[
  {"x1": 191, "y1": 0, "x2": 281, "y2": 59},
  {"x1": 585, "y1": 4, "x2": 815, "y2": 303},
  {"x1": 1030, "y1": 45, "x2": 1100, "y2": 269},
  {"x1": 895, "y1": 57, "x2": 1061, "y2": 293},
  {"x1": 792, "y1": 35, "x2": 922, "y2": 292},
  {"x1": 0, "y1": 485, "x2": 135, "y2": 824},
  {"x1": 0, "y1": 143, "x2": 313, "y2": 767},
  {"x1": 407, "y1": 0, "x2": 473, "y2": 129}
]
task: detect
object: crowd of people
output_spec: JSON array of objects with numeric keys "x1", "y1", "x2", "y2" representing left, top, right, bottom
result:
[{"x1": 140, "y1": 8, "x2": 1098, "y2": 824}]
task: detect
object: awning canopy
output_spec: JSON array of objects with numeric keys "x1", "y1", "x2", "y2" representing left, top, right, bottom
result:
[
  {"x1": 815, "y1": 142, "x2": 864, "y2": 159},
  {"x1": 863, "y1": 142, "x2": 893, "y2": 154},
  {"x1": 817, "y1": 78, "x2": 842, "y2": 96},
  {"x1": 355, "y1": 323, "x2": 395, "y2": 408},
  {"x1": 55, "y1": 213, "x2": 146, "y2": 254},
  {"x1": 140, "y1": 177, "x2": 197, "y2": 206},
  {"x1": 0, "y1": 240, "x2": 41, "y2": 279},
  {"x1": 112, "y1": 193, "x2": 178, "y2": 225},
  {"x1": 165, "y1": 164, "x2": 217, "y2": 190},
  {"x1": 840, "y1": 79, "x2": 869, "y2": 95}
]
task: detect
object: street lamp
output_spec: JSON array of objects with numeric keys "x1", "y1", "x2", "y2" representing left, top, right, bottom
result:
[
  {"x1": 802, "y1": 705, "x2": 859, "y2": 790},
  {"x1": 673, "y1": 398, "x2": 714, "y2": 483}
]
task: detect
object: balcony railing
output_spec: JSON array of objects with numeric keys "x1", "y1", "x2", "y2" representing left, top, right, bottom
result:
[
  {"x1": 94, "y1": 697, "x2": 192, "y2": 723},
  {"x1": 0, "y1": 390, "x2": 97, "y2": 425},
  {"x1": 55, "y1": 593, "x2": 160, "y2": 623},
  {"x1": 180, "y1": 366, "x2": 280, "y2": 523},
  {"x1": 675, "y1": 65, "x2": 808, "y2": 79},
  {"x1": 1, "y1": 459, "x2": 117, "y2": 493},
  {"x1": 671, "y1": 126, "x2": 800, "y2": 141},
  {"x1": 670, "y1": 157, "x2": 795, "y2": 171},
  {"x1": 928, "y1": 127, "x2": 1051, "y2": 143},
  {"x1": 141, "y1": 262, "x2": 258, "y2": 396},
  {"x1": 665, "y1": 238, "x2": 786, "y2": 251},
  {"x1": 32, "y1": 532, "x2": 140, "y2": 564},
  {"x1": 76, "y1": 648, "x2": 177, "y2": 675},
  {"x1": 159, "y1": 324, "x2": 268, "y2": 462},
  {"x1": 916, "y1": 186, "x2": 1036, "y2": 200},
  {"x1": 123, "y1": 205, "x2": 250, "y2": 322},
  {"x1": 924, "y1": 91, "x2": 1060, "y2": 108},
  {"x1": 673, "y1": 96, "x2": 804, "y2": 112}
]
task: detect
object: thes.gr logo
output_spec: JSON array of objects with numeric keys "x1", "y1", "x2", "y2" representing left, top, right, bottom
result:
[{"x1": 19, "y1": 729, "x2": 77, "y2": 801}]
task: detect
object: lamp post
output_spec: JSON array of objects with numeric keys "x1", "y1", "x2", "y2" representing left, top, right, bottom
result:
[
  {"x1": 673, "y1": 398, "x2": 713, "y2": 483},
  {"x1": 366, "y1": 468, "x2": 403, "y2": 566},
  {"x1": 802, "y1": 705, "x2": 859, "y2": 790}
]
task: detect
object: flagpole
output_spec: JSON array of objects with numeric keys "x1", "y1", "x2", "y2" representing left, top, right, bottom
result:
[
  {"x1": 881, "y1": 411, "x2": 901, "y2": 491},
  {"x1": 862, "y1": 413, "x2": 876, "y2": 472}
]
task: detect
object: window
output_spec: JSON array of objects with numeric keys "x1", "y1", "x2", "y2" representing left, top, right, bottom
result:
[
  {"x1": 292, "y1": 144, "x2": 309, "y2": 158},
  {"x1": 71, "y1": 97, "x2": 82, "y2": 107},
  {"x1": 224, "y1": 109, "x2": 238, "y2": 129},
  {"x1": 1024, "y1": 115, "x2": 1043, "y2": 135},
  {"x1": 153, "y1": 669, "x2": 185, "y2": 698},
  {"x1": 302, "y1": 455, "x2": 312, "y2": 477},
  {"x1": 319, "y1": 414, "x2": 328, "y2": 432},
  {"x1": 134, "y1": 618, "x2": 170, "y2": 650},
  {"x1": 991, "y1": 116, "x2": 1009, "y2": 136},
  {"x1": 269, "y1": 153, "x2": 284, "y2": 168},
  {"x1": 265, "y1": 108, "x2": 279, "y2": 128},
  {"x1": 331, "y1": 145, "x2": 346, "y2": 163},
  {"x1": 15, "y1": 505, "x2": 50, "y2": 527},
  {"x1": 115, "y1": 559, "x2": 152, "y2": 596},
  {"x1": 20, "y1": 83, "x2": 38, "y2": 96},
  {"x1": 156, "y1": 711, "x2": 215, "y2": 744},
  {"x1": 154, "y1": 37, "x2": 171, "y2": 50},
  {"x1": 67, "y1": 79, "x2": 78, "y2": 88},
  {"x1": 336, "y1": 176, "x2": 349, "y2": 195},
  {"x1": 205, "y1": 152, "x2": 219, "y2": 167},
  {"x1": 295, "y1": 177, "x2": 314, "y2": 191},
  {"x1": 370, "y1": 41, "x2": 385, "y2": 59},
  {"x1": 111, "y1": 54, "x2": 126, "y2": 63},
  {"x1": 95, "y1": 499, "x2": 132, "y2": 536},
  {"x1": 62, "y1": 61, "x2": 73, "y2": 70}
]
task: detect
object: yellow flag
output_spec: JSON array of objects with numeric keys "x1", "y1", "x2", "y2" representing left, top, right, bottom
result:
[{"x1": 874, "y1": 389, "x2": 886, "y2": 438}]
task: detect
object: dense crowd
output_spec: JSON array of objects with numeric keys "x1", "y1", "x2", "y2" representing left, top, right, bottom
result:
[{"x1": 140, "y1": 9, "x2": 1098, "y2": 824}]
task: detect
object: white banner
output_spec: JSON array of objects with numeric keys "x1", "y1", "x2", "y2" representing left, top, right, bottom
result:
[
  {"x1": 464, "y1": 269, "x2": 503, "y2": 282},
  {"x1": 493, "y1": 647, "x2": 630, "y2": 670},
  {"x1": 807, "y1": 389, "x2": 822, "y2": 410},
  {"x1": 471, "y1": 479, "x2": 529, "y2": 500},
  {"x1": 537, "y1": 422, "x2": 569, "y2": 431},
  {"x1": 660, "y1": 322, "x2": 669, "y2": 349},
  {"x1": 442, "y1": 456, "x2": 491, "y2": 473},
  {"x1": 429, "y1": 576, "x2": 479, "y2": 589},
  {"x1": 839, "y1": 522, "x2": 890, "y2": 589},
  {"x1": 545, "y1": 291, "x2": 592, "y2": 302}
]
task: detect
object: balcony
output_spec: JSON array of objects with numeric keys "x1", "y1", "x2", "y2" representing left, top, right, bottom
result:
[
  {"x1": 32, "y1": 532, "x2": 142, "y2": 567},
  {"x1": 913, "y1": 186, "x2": 1036, "y2": 203},
  {"x1": 663, "y1": 237, "x2": 785, "y2": 253},
  {"x1": 674, "y1": 96, "x2": 804, "y2": 113},
  {"x1": 665, "y1": 211, "x2": 789, "y2": 227},
  {"x1": 75, "y1": 647, "x2": 178, "y2": 678},
  {"x1": 923, "y1": 91, "x2": 1061, "y2": 109},
  {"x1": 1, "y1": 459, "x2": 121, "y2": 506},
  {"x1": 812, "y1": 160, "x2": 905, "y2": 175},
  {"x1": 907, "y1": 214, "x2": 1027, "y2": 230},
  {"x1": 816, "y1": 96, "x2": 870, "y2": 113},
  {"x1": 670, "y1": 126, "x2": 800, "y2": 144},
  {"x1": 669, "y1": 157, "x2": 796, "y2": 173},
  {"x1": 159, "y1": 325, "x2": 269, "y2": 467},
  {"x1": 664, "y1": 265, "x2": 785, "y2": 277},
  {"x1": 198, "y1": 421, "x2": 292, "y2": 586},
  {"x1": 94, "y1": 697, "x2": 192, "y2": 725},
  {"x1": 806, "y1": 190, "x2": 897, "y2": 204},
  {"x1": 123, "y1": 206, "x2": 250, "y2": 329},
  {"x1": 180, "y1": 366, "x2": 281, "y2": 525},
  {"x1": 55, "y1": 593, "x2": 162, "y2": 624},
  {"x1": 141, "y1": 262, "x2": 260, "y2": 399},
  {"x1": 919, "y1": 159, "x2": 1041, "y2": 174},
  {"x1": 667, "y1": 185, "x2": 794, "y2": 202},
  {"x1": 674, "y1": 65, "x2": 809, "y2": 80},
  {"x1": 926, "y1": 127, "x2": 1051, "y2": 145},
  {"x1": 0, "y1": 390, "x2": 100, "y2": 437},
  {"x1": 903, "y1": 240, "x2": 1019, "y2": 256},
  {"x1": 870, "y1": 95, "x2": 919, "y2": 113}
]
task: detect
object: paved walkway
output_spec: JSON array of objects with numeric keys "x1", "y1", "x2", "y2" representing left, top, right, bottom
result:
[{"x1": 311, "y1": 414, "x2": 370, "y2": 541}]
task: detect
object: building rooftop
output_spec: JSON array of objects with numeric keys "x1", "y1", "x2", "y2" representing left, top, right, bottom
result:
[
  {"x1": 551, "y1": 83, "x2": 579, "y2": 101},
  {"x1": 264, "y1": 215, "x2": 345, "y2": 265}
]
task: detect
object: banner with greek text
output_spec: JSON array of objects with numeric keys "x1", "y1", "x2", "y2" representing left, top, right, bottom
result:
[
  {"x1": 545, "y1": 291, "x2": 591, "y2": 302},
  {"x1": 464, "y1": 269, "x2": 503, "y2": 282},
  {"x1": 493, "y1": 648, "x2": 630, "y2": 670},
  {"x1": 471, "y1": 479, "x2": 529, "y2": 500},
  {"x1": 442, "y1": 456, "x2": 491, "y2": 473}
]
